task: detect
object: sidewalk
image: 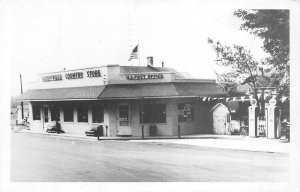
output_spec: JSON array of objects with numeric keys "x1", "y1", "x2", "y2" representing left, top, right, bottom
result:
[
  {"x1": 130, "y1": 135, "x2": 290, "y2": 154},
  {"x1": 16, "y1": 127, "x2": 290, "y2": 154}
]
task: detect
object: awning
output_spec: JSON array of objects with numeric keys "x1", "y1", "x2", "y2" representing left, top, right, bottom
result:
[
  {"x1": 98, "y1": 82, "x2": 226, "y2": 99},
  {"x1": 16, "y1": 86, "x2": 105, "y2": 101}
]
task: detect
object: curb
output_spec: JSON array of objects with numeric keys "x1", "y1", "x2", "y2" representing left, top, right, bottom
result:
[{"x1": 14, "y1": 131, "x2": 290, "y2": 154}]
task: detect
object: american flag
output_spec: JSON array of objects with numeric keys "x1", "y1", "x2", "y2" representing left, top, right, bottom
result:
[{"x1": 128, "y1": 45, "x2": 138, "y2": 61}]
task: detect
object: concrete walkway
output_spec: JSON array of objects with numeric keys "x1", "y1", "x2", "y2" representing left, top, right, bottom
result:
[
  {"x1": 130, "y1": 135, "x2": 290, "y2": 153},
  {"x1": 15, "y1": 126, "x2": 290, "y2": 154}
]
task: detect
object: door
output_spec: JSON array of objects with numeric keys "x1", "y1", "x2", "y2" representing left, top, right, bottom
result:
[
  {"x1": 213, "y1": 110, "x2": 229, "y2": 135},
  {"x1": 117, "y1": 104, "x2": 132, "y2": 136}
]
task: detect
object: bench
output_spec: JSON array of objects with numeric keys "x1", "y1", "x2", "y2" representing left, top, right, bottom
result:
[{"x1": 85, "y1": 127, "x2": 97, "y2": 136}]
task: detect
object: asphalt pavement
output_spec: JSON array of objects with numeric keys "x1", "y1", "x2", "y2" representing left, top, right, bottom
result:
[{"x1": 11, "y1": 132, "x2": 289, "y2": 182}]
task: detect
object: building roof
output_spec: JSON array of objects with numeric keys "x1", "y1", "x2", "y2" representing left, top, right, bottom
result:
[
  {"x1": 99, "y1": 82, "x2": 226, "y2": 99},
  {"x1": 210, "y1": 103, "x2": 229, "y2": 112},
  {"x1": 16, "y1": 82, "x2": 226, "y2": 101},
  {"x1": 99, "y1": 83, "x2": 179, "y2": 98},
  {"x1": 16, "y1": 86, "x2": 105, "y2": 101}
]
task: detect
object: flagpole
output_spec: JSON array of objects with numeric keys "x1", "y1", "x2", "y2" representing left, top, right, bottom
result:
[
  {"x1": 138, "y1": 40, "x2": 140, "y2": 70},
  {"x1": 137, "y1": 40, "x2": 144, "y2": 137},
  {"x1": 20, "y1": 74, "x2": 24, "y2": 119}
]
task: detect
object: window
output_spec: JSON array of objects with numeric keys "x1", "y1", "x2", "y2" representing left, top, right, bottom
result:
[
  {"x1": 119, "y1": 105, "x2": 129, "y2": 126},
  {"x1": 32, "y1": 105, "x2": 41, "y2": 120},
  {"x1": 50, "y1": 104, "x2": 60, "y2": 121},
  {"x1": 92, "y1": 104, "x2": 104, "y2": 123},
  {"x1": 63, "y1": 105, "x2": 73, "y2": 122},
  {"x1": 77, "y1": 105, "x2": 88, "y2": 123},
  {"x1": 142, "y1": 104, "x2": 166, "y2": 123},
  {"x1": 178, "y1": 103, "x2": 194, "y2": 122}
]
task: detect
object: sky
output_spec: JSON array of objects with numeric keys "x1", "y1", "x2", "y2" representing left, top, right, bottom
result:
[{"x1": 3, "y1": 0, "x2": 280, "y2": 96}]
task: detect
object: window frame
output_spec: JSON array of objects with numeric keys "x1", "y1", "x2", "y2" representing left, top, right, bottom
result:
[
  {"x1": 92, "y1": 104, "x2": 104, "y2": 123},
  {"x1": 63, "y1": 105, "x2": 74, "y2": 122},
  {"x1": 77, "y1": 105, "x2": 88, "y2": 123},
  {"x1": 32, "y1": 105, "x2": 41, "y2": 121},
  {"x1": 178, "y1": 103, "x2": 194, "y2": 122},
  {"x1": 141, "y1": 104, "x2": 166, "y2": 123}
]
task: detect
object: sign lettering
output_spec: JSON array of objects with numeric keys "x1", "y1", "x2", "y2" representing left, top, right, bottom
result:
[
  {"x1": 42, "y1": 74, "x2": 62, "y2": 82},
  {"x1": 126, "y1": 74, "x2": 163, "y2": 80},
  {"x1": 87, "y1": 70, "x2": 101, "y2": 78},
  {"x1": 65, "y1": 72, "x2": 83, "y2": 80},
  {"x1": 42, "y1": 69, "x2": 103, "y2": 82}
]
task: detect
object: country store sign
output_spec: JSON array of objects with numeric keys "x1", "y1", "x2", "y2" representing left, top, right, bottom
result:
[{"x1": 42, "y1": 69, "x2": 102, "y2": 82}]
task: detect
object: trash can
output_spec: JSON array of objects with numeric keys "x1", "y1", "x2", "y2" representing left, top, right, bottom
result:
[
  {"x1": 97, "y1": 125, "x2": 104, "y2": 137},
  {"x1": 149, "y1": 124, "x2": 157, "y2": 136}
]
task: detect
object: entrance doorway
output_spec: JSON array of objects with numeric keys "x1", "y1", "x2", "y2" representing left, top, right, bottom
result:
[{"x1": 117, "y1": 104, "x2": 131, "y2": 136}]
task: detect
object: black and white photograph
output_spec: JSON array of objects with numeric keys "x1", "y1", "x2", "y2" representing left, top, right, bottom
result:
[{"x1": 1, "y1": 0, "x2": 300, "y2": 191}]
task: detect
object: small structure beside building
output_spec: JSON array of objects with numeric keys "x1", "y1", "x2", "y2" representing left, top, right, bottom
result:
[{"x1": 210, "y1": 103, "x2": 230, "y2": 135}]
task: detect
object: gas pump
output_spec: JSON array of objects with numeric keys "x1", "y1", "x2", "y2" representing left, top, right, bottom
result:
[
  {"x1": 265, "y1": 98, "x2": 281, "y2": 139},
  {"x1": 248, "y1": 99, "x2": 259, "y2": 137}
]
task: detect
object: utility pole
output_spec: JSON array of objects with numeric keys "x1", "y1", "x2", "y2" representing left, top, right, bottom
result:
[{"x1": 20, "y1": 74, "x2": 24, "y2": 119}]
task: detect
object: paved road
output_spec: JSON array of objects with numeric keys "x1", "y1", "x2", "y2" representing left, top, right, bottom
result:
[{"x1": 11, "y1": 133, "x2": 289, "y2": 182}]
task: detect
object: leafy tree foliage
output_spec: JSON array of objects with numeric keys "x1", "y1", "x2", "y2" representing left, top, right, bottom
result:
[
  {"x1": 234, "y1": 9, "x2": 289, "y2": 96},
  {"x1": 208, "y1": 38, "x2": 260, "y2": 100}
]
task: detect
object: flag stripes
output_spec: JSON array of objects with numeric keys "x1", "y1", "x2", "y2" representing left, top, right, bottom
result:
[{"x1": 128, "y1": 45, "x2": 138, "y2": 61}]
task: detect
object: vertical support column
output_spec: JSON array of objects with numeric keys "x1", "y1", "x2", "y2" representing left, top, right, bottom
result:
[
  {"x1": 276, "y1": 109, "x2": 282, "y2": 139},
  {"x1": 88, "y1": 104, "x2": 92, "y2": 125},
  {"x1": 60, "y1": 105, "x2": 64, "y2": 132},
  {"x1": 142, "y1": 125, "x2": 144, "y2": 139},
  {"x1": 28, "y1": 102, "x2": 33, "y2": 124},
  {"x1": 48, "y1": 105, "x2": 52, "y2": 122},
  {"x1": 74, "y1": 105, "x2": 78, "y2": 123},
  {"x1": 103, "y1": 104, "x2": 110, "y2": 137},
  {"x1": 248, "y1": 106, "x2": 258, "y2": 137},
  {"x1": 60, "y1": 105, "x2": 64, "y2": 123}
]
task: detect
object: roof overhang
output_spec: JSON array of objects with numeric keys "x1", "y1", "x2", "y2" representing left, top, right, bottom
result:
[{"x1": 15, "y1": 86, "x2": 105, "y2": 101}]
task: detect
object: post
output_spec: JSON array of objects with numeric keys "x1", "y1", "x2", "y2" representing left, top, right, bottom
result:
[
  {"x1": 20, "y1": 74, "x2": 24, "y2": 119},
  {"x1": 260, "y1": 89, "x2": 265, "y2": 116},
  {"x1": 178, "y1": 125, "x2": 181, "y2": 139},
  {"x1": 140, "y1": 95, "x2": 144, "y2": 139},
  {"x1": 106, "y1": 125, "x2": 108, "y2": 137}
]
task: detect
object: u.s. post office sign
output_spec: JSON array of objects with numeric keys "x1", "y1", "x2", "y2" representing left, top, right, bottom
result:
[{"x1": 126, "y1": 73, "x2": 163, "y2": 80}]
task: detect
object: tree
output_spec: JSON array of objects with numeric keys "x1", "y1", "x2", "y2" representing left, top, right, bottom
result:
[
  {"x1": 207, "y1": 38, "x2": 261, "y2": 101},
  {"x1": 234, "y1": 9, "x2": 289, "y2": 96}
]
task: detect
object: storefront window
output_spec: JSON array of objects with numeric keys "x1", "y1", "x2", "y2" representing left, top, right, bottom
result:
[
  {"x1": 142, "y1": 104, "x2": 166, "y2": 123},
  {"x1": 63, "y1": 105, "x2": 73, "y2": 122},
  {"x1": 77, "y1": 105, "x2": 88, "y2": 123},
  {"x1": 32, "y1": 105, "x2": 41, "y2": 120},
  {"x1": 92, "y1": 104, "x2": 104, "y2": 123},
  {"x1": 178, "y1": 103, "x2": 194, "y2": 122},
  {"x1": 50, "y1": 104, "x2": 60, "y2": 121}
]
